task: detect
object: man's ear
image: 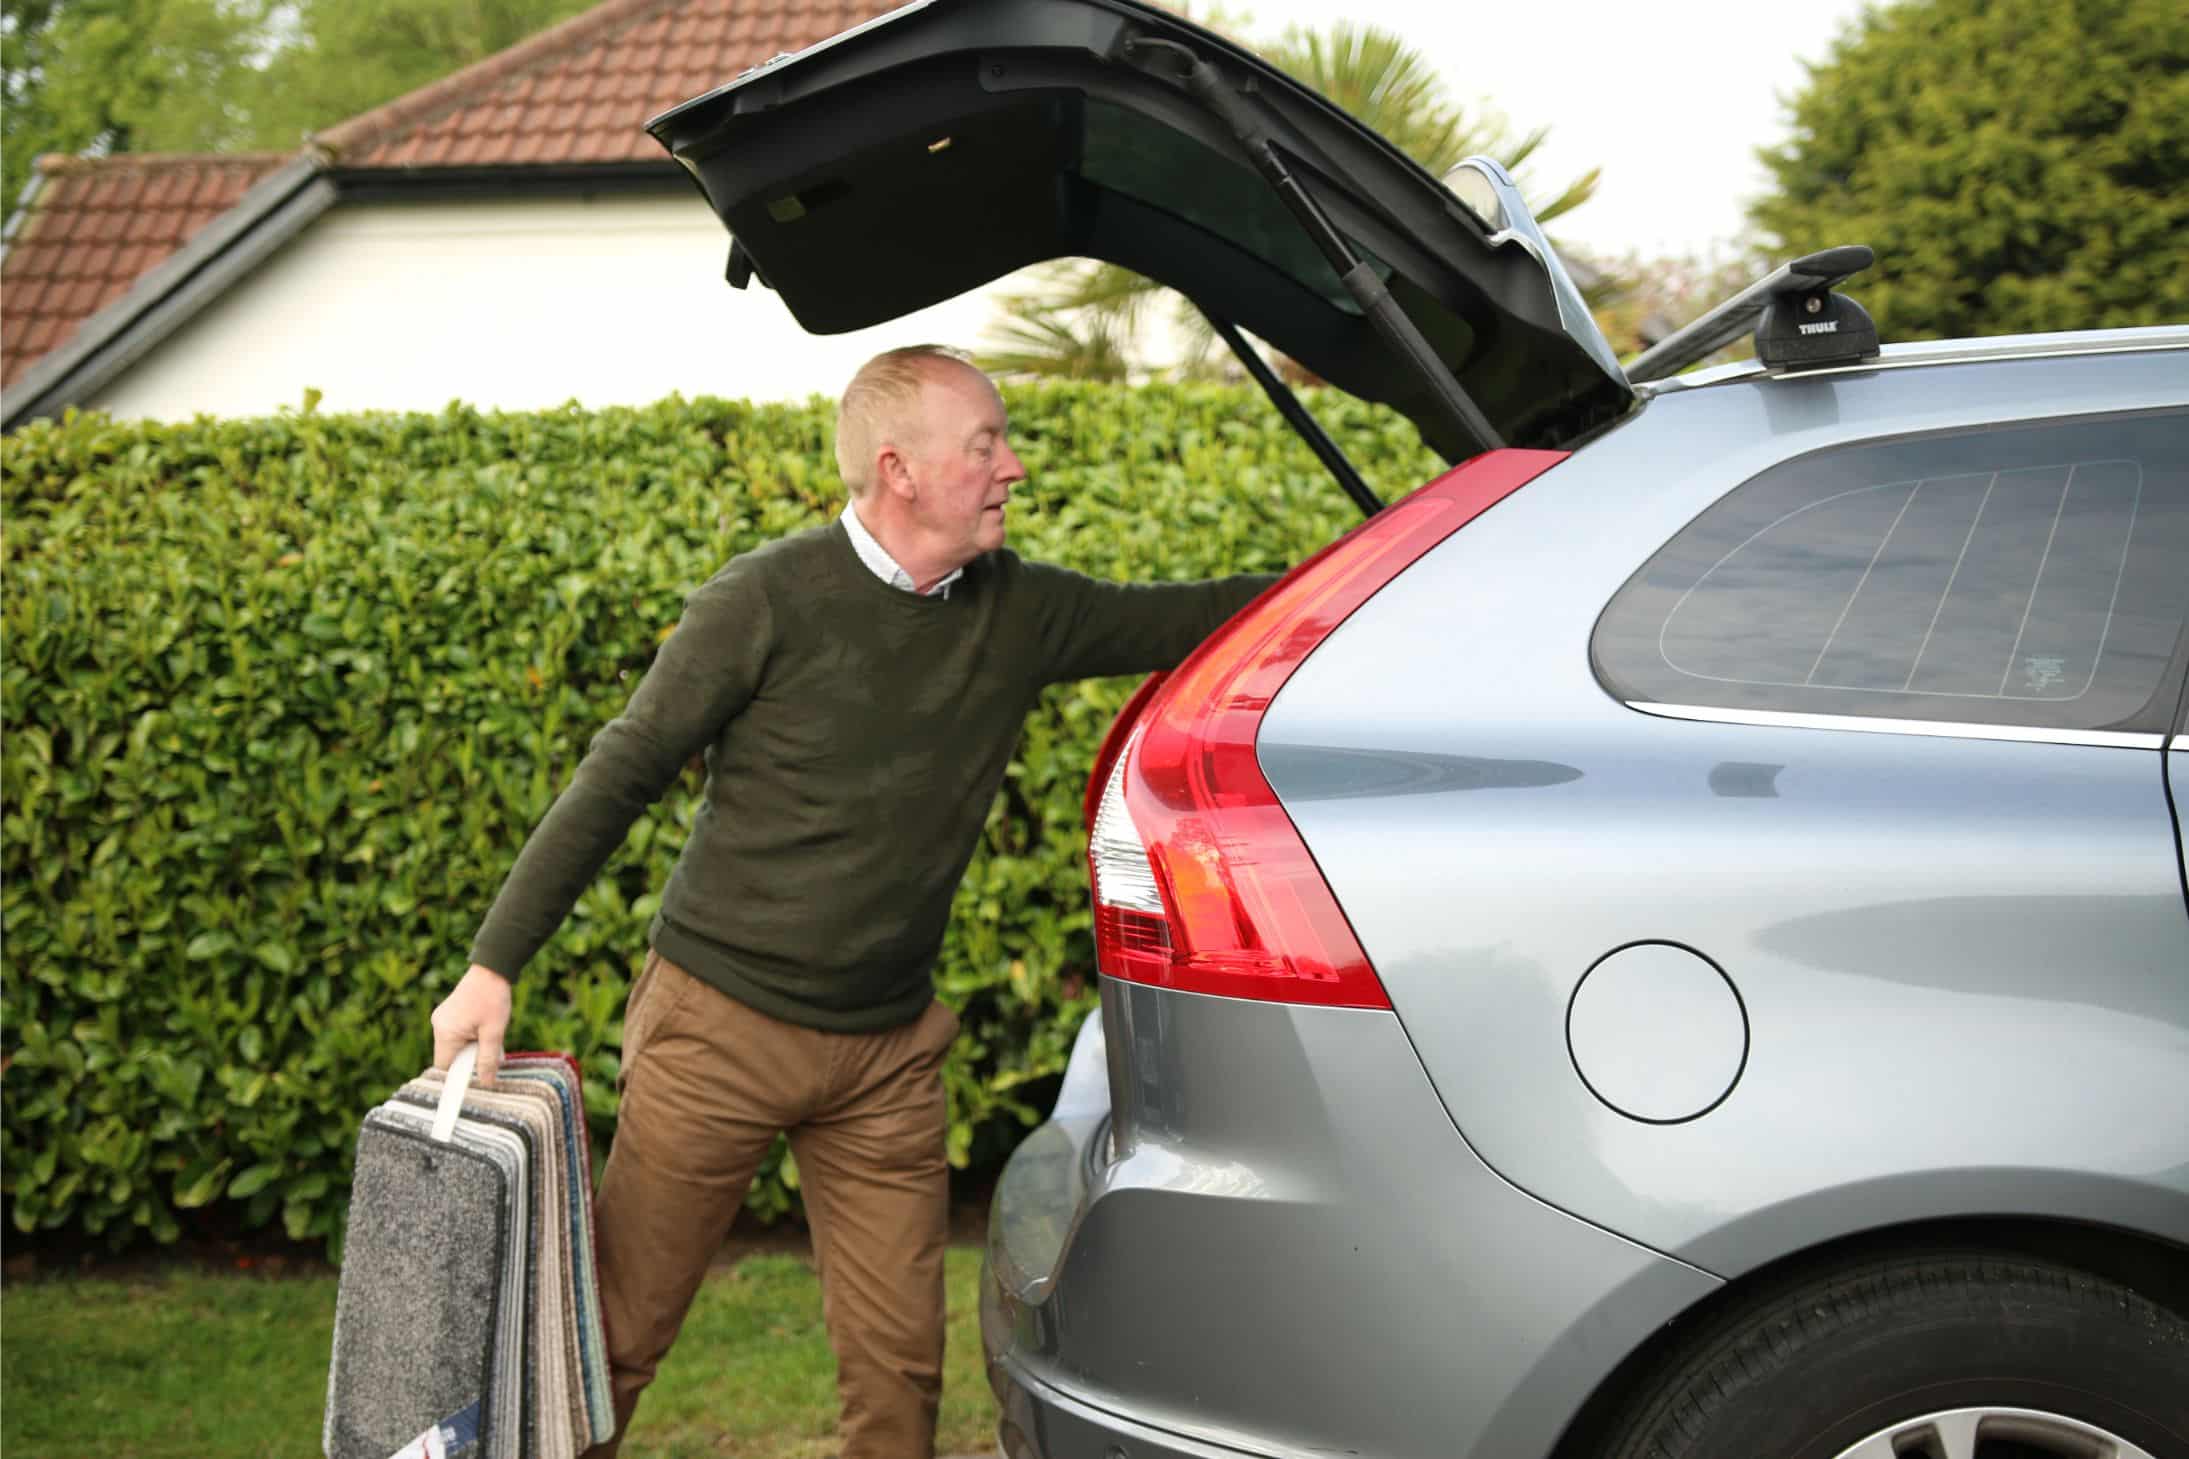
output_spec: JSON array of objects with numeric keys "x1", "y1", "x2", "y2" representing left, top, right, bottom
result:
[{"x1": 877, "y1": 443, "x2": 918, "y2": 502}]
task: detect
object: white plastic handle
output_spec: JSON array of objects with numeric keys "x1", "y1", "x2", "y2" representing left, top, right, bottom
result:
[{"x1": 432, "y1": 1043, "x2": 477, "y2": 1144}]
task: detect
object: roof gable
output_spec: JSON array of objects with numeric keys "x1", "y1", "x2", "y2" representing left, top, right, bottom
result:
[
  {"x1": 1, "y1": 0, "x2": 896, "y2": 412},
  {"x1": 2, "y1": 153, "x2": 289, "y2": 388}
]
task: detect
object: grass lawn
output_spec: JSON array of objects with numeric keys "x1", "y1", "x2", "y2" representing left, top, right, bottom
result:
[{"x1": 1, "y1": 1247, "x2": 998, "y2": 1458}]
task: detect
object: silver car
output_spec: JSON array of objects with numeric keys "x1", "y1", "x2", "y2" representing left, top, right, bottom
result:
[{"x1": 648, "y1": 2, "x2": 2189, "y2": 1454}]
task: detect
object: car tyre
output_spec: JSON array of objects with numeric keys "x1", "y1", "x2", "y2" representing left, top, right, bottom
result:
[{"x1": 1599, "y1": 1248, "x2": 2189, "y2": 1459}]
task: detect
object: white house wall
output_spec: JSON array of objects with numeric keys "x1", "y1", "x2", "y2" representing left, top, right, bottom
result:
[{"x1": 87, "y1": 192, "x2": 1016, "y2": 420}]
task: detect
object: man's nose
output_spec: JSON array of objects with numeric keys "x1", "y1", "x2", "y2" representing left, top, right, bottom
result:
[{"x1": 998, "y1": 442, "x2": 1027, "y2": 483}]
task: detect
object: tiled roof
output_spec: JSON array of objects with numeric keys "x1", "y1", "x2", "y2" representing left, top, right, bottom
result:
[
  {"x1": 1, "y1": 153, "x2": 289, "y2": 387},
  {"x1": 317, "y1": 0, "x2": 899, "y2": 168},
  {"x1": 1, "y1": 0, "x2": 896, "y2": 394}
]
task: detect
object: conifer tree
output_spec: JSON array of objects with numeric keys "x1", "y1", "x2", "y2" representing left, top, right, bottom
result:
[{"x1": 1750, "y1": 0, "x2": 2189, "y2": 339}]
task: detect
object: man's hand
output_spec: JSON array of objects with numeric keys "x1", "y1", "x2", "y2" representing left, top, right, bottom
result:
[{"x1": 431, "y1": 964, "x2": 512, "y2": 1087}]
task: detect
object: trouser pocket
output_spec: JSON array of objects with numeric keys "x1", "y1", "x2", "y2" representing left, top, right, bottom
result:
[{"x1": 616, "y1": 949, "x2": 695, "y2": 1091}]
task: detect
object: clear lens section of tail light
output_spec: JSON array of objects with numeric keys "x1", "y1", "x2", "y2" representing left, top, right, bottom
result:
[{"x1": 1088, "y1": 724, "x2": 1161, "y2": 914}]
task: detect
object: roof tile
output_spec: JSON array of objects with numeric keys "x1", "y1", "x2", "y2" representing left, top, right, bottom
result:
[{"x1": 7, "y1": 278, "x2": 52, "y2": 320}]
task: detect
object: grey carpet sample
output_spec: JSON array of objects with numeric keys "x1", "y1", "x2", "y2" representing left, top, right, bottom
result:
[
  {"x1": 371, "y1": 1101, "x2": 531, "y2": 1457},
  {"x1": 324, "y1": 1115, "x2": 506, "y2": 1459}
]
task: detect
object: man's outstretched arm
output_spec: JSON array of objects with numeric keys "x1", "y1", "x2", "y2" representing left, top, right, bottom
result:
[
  {"x1": 1025, "y1": 560, "x2": 1282, "y2": 683},
  {"x1": 430, "y1": 562, "x2": 775, "y2": 1082}
]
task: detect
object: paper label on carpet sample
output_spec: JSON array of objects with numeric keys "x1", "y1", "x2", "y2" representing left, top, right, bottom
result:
[{"x1": 384, "y1": 1399, "x2": 481, "y2": 1459}]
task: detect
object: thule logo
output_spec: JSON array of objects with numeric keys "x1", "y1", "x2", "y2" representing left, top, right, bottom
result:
[{"x1": 1798, "y1": 321, "x2": 1840, "y2": 336}]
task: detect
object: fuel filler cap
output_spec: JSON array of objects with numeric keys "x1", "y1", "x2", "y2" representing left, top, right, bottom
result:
[{"x1": 1568, "y1": 943, "x2": 1747, "y2": 1123}]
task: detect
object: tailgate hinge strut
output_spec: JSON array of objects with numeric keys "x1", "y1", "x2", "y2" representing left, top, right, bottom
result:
[
  {"x1": 1204, "y1": 311, "x2": 1383, "y2": 517},
  {"x1": 1125, "y1": 36, "x2": 1505, "y2": 457}
]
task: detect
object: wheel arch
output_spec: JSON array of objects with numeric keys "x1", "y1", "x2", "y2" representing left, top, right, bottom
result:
[{"x1": 1550, "y1": 1214, "x2": 2189, "y2": 1459}]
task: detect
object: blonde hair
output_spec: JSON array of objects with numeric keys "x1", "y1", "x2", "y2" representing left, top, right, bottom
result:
[{"x1": 834, "y1": 344, "x2": 977, "y2": 496}]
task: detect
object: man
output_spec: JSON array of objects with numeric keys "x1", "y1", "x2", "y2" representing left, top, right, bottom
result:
[{"x1": 429, "y1": 344, "x2": 1275, "y2": 1458}]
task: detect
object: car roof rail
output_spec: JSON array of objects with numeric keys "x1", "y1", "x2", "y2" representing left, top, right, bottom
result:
[{"x1": 1625, "y1": 244, "x2": 1879, "y2": 384}]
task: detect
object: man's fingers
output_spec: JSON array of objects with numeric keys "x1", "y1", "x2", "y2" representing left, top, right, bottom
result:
[
  {"x1": 426, "y1": 965, "x2": 511, "y2": 1089},
  {"x1": 430, "y1": 1010, "x2": 468, "y2": 1072},
  {"x1": 430, "y1": 992, "x2": 458, "y2": 1070},
  {"x1": 475, "y1": 1029, "x2": 503, "y2": 1089},
  {"x1": 430, "y1": 965, "x2": 505, "y2": 1079}
]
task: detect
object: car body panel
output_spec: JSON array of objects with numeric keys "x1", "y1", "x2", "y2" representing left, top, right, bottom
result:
[
  {"x1": 982, "y1": 983, "x2": 1719, "y2": 1459},
  {"x1": 1260, "y1": 349, "x2": 2189, "y2": 1275},
  {"x1": 2172, "y1": 708, "x2": 2189, "y2": 940},
  {"x1": 644, "y1": 0, "x2": 1633, "y2": 457}
]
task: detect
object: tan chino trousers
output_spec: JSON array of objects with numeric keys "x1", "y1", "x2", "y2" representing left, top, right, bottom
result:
[{"x1": 580, "y1": 951, "x2": 958, "y2": 1459}]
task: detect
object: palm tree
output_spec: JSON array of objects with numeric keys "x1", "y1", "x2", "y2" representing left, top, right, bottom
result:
[
  {"x1": 1267, "y1": 23, "x2": 1597, "y2": 218},
  {"x1": 979, "y1": 20, "x2": 1603, "y2": 381},
  {"x1": 977, "y1": 268, "x2": 1139, "y2": 383}
]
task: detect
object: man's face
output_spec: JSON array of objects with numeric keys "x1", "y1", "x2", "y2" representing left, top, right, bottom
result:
[{"x1": 900, "y1": 365, "x2": 1025, "y2": 567}]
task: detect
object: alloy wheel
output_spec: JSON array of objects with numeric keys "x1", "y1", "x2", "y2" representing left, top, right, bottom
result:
[{"x1": 1831, "y1": 1405, "x2": 2159, "y2": 1459}]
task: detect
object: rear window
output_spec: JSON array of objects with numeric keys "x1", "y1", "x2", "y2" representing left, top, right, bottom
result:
[
  {"x1": 1592, "y1": 409, "x2": 2189, "y2": 735},
  {"x1": 1081, "y1": 100, "x2": 1358, "y2": 316},
  {"x1": 1076, "y1": 100, "x2": 1488, "y2": 377}
]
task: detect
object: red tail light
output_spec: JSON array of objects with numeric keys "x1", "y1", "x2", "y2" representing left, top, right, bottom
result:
[
  {"x1": 1082, "y1": 671, "x2": 1169, "y2": 828},
  {"x1": 1088, "y1": 449, "x2": 1568, "y2": 1008}
]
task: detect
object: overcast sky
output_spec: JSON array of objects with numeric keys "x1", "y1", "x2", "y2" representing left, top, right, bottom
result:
[{"x1": 1231, "y1": 0, "x2": 1880, "y2": 261}]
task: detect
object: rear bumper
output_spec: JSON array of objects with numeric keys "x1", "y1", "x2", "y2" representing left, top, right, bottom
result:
[
  {"x1": 989, "y1": 1356, "x2": 1279, "y2": 1459},
  {"x1": 980, "y1": 979, "x2": 1721, "y2": 1459}
]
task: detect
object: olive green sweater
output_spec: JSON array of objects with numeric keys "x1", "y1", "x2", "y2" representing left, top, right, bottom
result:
[{"x1": 470, "y1": 519, "x2": 1274, "y2": 1031}]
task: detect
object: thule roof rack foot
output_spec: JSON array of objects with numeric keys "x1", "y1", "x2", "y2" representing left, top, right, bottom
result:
[
  {"x1": 1752, "y1": 247, "x2": 1880, "y2": 371},
  {"x1": 1625, "y1": 244, "x2": 1879, "y2": 383}
]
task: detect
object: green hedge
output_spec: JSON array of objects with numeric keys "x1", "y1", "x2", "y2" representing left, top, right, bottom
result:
[{"x1": 0, "y1": 384, "x2": 1438, "y2": 1255}]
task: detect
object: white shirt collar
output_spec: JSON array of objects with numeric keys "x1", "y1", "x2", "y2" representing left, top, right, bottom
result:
[{"x1": 842, "y1": 502, "x2": 961, "y2": 598}]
